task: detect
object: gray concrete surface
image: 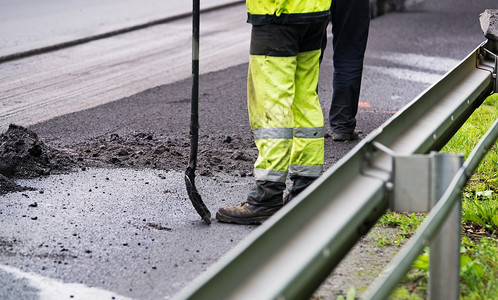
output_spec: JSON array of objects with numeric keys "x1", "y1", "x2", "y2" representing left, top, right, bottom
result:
[{"x1": 0, "y1": 0, "x2": 241, "y2": 58}]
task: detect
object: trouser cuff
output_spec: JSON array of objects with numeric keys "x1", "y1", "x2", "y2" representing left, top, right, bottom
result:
[{"x1": 247, "y1": 180, "x2": 286, "y2": 207}]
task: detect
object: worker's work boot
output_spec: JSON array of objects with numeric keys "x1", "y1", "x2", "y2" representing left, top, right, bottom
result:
[
  {"x1": 331, "y1": 130, "x2": 360, "y2": 142},
  {"x1": 216, "y1": 180, "x2": 285, "y2": 225},
  {"x1": 216, "y1": 202, "x2": 282, "y2": 225},
  {"x1": 284, "y1": 175, "x2": 318, "y2": 204}
]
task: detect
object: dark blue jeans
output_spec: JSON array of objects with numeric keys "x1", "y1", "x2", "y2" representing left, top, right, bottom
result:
[{"x1": 322, "y1": 0, "x2": 370, "y2": 134}]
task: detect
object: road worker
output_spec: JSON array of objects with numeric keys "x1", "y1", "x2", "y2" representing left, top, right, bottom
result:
[{"x1": 216, "y1": 0, "x2": 332, "y2": 224}]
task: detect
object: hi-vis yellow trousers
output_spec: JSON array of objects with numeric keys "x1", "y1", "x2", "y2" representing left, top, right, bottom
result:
[{"x1": 248, "y1": 22, "x2": 327, "y2": 184}]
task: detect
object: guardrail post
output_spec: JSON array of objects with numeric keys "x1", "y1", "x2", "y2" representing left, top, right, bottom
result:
[
  {"x1": 428, "y1": 154, "x2": 462, "y2": 300},
  {"x1": 392, "y1": 152, "x2": 463, "y2": 299}
]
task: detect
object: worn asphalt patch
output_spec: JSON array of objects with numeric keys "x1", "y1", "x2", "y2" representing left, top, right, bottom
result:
[{"x1": 0, "y1": 167, "x2": 256, "y2": 299}]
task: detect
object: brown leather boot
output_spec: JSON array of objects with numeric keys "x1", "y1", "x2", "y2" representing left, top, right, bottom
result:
[
  {"x1": 217, "y1": 180, "x2": 285, "y2": 225},
  {"x1": 216, "y1": 202, "x2": 282, "y2": 225}
]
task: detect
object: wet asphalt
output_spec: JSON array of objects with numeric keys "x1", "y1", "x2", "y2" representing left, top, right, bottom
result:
[{"x1": 1, "y1": 0, "x2": 497, "y2": 298}]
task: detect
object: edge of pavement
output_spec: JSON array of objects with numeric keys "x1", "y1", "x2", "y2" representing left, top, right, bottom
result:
[{"x1": 0, "y1": 0, "x2": 244, "y2": 64}]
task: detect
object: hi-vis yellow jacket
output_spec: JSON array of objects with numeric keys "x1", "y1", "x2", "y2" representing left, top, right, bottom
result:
[{"x1": 247, "y1": 0, "x2": 332, "y2": 25}]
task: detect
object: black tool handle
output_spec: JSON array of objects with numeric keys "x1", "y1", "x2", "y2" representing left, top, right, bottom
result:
[
  {"x1": 189, "y1": 0, "x2": 200, "y2": 169},
  {"x1": 185, "y1": 0, "x2": 211, "y2": 225}
]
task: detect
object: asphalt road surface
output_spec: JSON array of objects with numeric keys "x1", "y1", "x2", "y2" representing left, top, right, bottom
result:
[{"x1": 1, "y1": 0, "x2": 496, "y2": 299}]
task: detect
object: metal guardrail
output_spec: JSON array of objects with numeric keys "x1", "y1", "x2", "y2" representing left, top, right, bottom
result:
[
  {"x1": 365, "y1": 117, "x2": 498, "y2": 299},
  {"x1": 174, "y1": 39, "x2": 497, "y2": 300}
]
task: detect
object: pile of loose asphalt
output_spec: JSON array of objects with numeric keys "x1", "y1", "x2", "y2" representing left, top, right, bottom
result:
[
  {"x1": 0, "y1": 124, "x2": 75, "y2": 194},
  {"x1": 0, "y1": 123, "x2": 257, "y2": 195}
]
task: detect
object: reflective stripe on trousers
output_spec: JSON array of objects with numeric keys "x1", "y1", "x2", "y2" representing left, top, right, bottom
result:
[{"x1": 247, "y1": 23, "x2": 325, "y2": 182}]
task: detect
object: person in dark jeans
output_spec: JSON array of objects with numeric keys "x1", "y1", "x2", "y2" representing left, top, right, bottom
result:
[{"x1": 322, "y1": 0, "x2": 370, "y2": 141}]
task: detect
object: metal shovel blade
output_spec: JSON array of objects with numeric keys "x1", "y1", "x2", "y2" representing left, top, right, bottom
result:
[{"x1": 185, "y1": 169, "x2": 211, "y2": 224}]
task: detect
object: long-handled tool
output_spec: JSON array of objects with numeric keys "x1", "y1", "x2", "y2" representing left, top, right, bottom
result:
[{"x1": 185, "y1": 0, "x2": 211, "y2": 225}]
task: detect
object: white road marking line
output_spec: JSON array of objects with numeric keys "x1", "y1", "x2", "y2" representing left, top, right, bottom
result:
[
  {"x1": 0, "y1": 264, "x2": 133, "y2": 300},
  {"x1": 371, "y1": 51, "x2": 460, "y2": 73},
  {"x1": 365, "y1": 65, "x2": 443, "y2": 84}
]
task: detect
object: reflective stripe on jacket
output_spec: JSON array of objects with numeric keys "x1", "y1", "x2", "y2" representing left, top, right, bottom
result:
[{"x1": 247, "y1": 0, "x2": 331, "y2": 25}]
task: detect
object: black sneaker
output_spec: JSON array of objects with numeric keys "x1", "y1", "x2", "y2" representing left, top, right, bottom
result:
[
  {"x1": 331, "y1": 131, "x2": 360, "y2": 141},
  {"x1": 216, "y1": 202, "x2": 282, "y2": 225}
]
